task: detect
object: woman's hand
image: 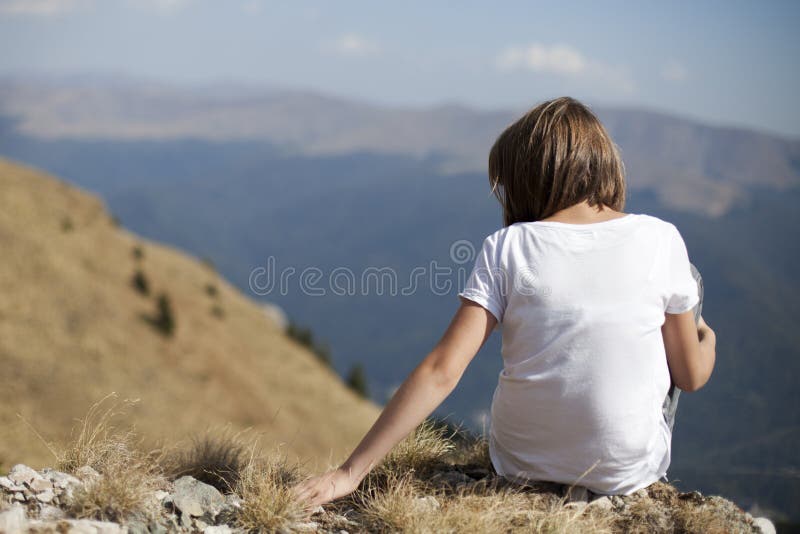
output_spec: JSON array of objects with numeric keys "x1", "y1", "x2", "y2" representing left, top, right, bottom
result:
[{"x1": 290, "y1": 466, "x2": 361, "y2": 512}]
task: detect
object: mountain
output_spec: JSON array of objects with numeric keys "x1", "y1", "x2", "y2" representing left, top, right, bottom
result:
[
  {"x1": 1, "y1": 76, "x2": 798, "y2": 217},
  {"x1": 0, "y1": 77, "x2": 798, "y2": 520},
  {"x1": 0, "y1": 156, "x2": 381, "y2": 472}
]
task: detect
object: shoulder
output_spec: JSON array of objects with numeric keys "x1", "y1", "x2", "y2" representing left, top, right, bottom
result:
[
  {"x1": 477, "y1": 224, "x2": 522, "y2": 254},
  {"x1": 632, "y1": 213, "x2": 679, "y2": 238}
]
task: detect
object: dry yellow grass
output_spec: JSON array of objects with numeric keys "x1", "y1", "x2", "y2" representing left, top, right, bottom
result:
[{"x1": 0, "y1": 156, "x2": 381, "y2": 472}]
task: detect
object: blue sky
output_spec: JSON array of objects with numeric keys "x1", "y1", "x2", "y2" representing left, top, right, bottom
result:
[{"x1": 1, "y1": 0, "x2": 798, "y2": 138}]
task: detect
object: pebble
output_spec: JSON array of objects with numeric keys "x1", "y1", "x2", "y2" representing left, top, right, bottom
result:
[
  {"x1": 586, "y1": 495, "x2": 614, "y2": 511},
  {"x1": 75, "y1": 465, "x2": 101, "y2": 481},
  {"x1": 171, "y1": 476, "x2": 225, "y2": 519},
  {"x1": 36, "y1": 488, "x2": 56, "y2": 503},
  {"x1": 753, "y1": 516, "x2": 776, "y2": 534},
  {"x1": 0, "y1": 504, "x2": 28, "y2": 534},
  {"x1": 0, "y1": 476, "x2": 24, "y2": 492},
  {"x1": 8, "y1": 464, "x2": 40, "y2": 486},
  {"x1": 28, "y1": 478, "x2": 54, "y2": 492}
]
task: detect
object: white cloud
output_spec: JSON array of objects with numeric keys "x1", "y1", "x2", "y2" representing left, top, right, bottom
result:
[
  {"x1": 496, "y1": 42, "x2": 636, "y2": 95},
  {"x1": 329, "y1": 33, "x2": 381, "y2": 58},
  {"x1": 497, "y1": 43, "x2": 586, "y2": 75},
  {"x1": 661, "y1": 59, "x2": 688, "y2": 82},
  {"x1": 0, "y1": 0, "x2": 88, "y2": 15}
]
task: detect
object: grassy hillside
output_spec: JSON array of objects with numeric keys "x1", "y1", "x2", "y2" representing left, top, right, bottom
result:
[{"x1": 0, "y1": 156, "x2": 381, "y2": 471}]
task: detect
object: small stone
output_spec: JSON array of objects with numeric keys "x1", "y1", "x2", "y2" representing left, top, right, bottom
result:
[
  {"x1": 412, "y1": 495, "x2": 440, "y2": 514},
  {"x1": 125, "y1": 520, "x2": 149, "y2": 534},
  {"x1": 75, "y1": 466, "x2": 101, "y2": 481},
  {"x1": 8, "y1": 464, "x2": 40, "y2": 485},
  {"x1": 311, "y1": 505, "x2": 325, "y2": 515},
  {"x1": 194, "y1": 518, "x2": 209, "y2": 530},
  {"x1": 154, "y1": 490, "x2": 170, "y2": 501},
  {"x1": 36, "y1": 489, "x2": 55, "y2": 503},
  {"x1": 586, "y1": 495, "x2": 614, "y2": 511},
  {"x1": 204, "y1": 526, "x2": 232, "y2": 534},
  {"x1": 49, "y1": 471, "x2": 82, "y2": 490},
  {"x1": 28, "y1": 478, "x2": 54, "y2": 493},
  {"x1": 0, "y1": 504, "x2": 28, "y2": 533},
  {"x1": 13, "y1": 492, "x2": 25, "y2": 502},
  {"x1": 55, "y1": 518, "x2": 124, "y2": 534},
  {"x1": 293, "y1": 521, "x2": 319, "y2": 532},
  {"x1": 38, "y1": 505, "x2": 67, "y2": 521},
  {"x1": 753, "y1": 517, "x2": 776, "y2": 534},
  {"x1": 0, "y1": 476, "x2": 24, "y2": 493},
  {"x1": 171, "y1": 476, "x2": 225, "y2": 518}
]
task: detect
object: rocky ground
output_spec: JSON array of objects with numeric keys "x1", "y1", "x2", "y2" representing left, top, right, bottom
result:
[{"x1": 0, "y1": 463, "x2": 777, "y2": 534}]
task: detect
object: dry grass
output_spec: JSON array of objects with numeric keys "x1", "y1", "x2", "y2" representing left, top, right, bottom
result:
[
  {"x1": 160, "y1": 424, "x2": 250, "y2": 493},
  {"x1": 350, "y1": 468, "x2": 617, "y2": 534},
  {"x1": 371, "y1": 417, "x2": 456, "y2": 481},
  {"x1": 35, "y1": 393, "x2": 169, "y2": 523},
  {"x1": 233, "y1": 443, "x2": 310, "y2": 533}
]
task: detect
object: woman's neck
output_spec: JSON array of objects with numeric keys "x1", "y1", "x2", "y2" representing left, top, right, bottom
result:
[{"x1": 540, "y1": 200, "x2": 626, "y2": 224}]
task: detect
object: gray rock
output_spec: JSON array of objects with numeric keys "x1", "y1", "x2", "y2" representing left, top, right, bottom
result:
[
  {"x1": 412, "y1": 495, "x2": 440, "y2": 514},
  {"x1": 8, "y1": 464, "x2": 40, "y2": 486},
  {"x1": 12, "y1": 492, "x2": 25, "y2": 502},
  {"x1": 586, "y1": 495, "x2": 614, "y2": 511},
  {"x1": 204, "y1": 526, "x2": 233, "y2": 534},
  {"x1": 38, "y1": 504, "x2": 67, "y2": 521},
  {"x1": 171, "y1": 476, "x2": 225, "y2": 519},
  {"x1": 753, "y1": 516, "x2": 776, "y2": 534},
  {"x1": 0, "y1": 476, "x2": 25, "y2": 493},
  {"x1": 48, "y1": 471, "x2": 82, "y2": 490},
  {"x1": 75, "y1": 465, "x2": 101, "y2": 481},
  {"x1": 28, "y1": 478, "x2": 54, "y2": 493},
  {"x1": 126, "y1": 520, "x2": 150, "y2": 534},
  {"x1": 36, "y1": 489, "x2": 56, "y2": 503},
  {"x1": 0, "y1": 504, "x2": 28, "y2": 534},
  {"x1": 37, "y1": 518, "x2": 125, "y2": 533}
]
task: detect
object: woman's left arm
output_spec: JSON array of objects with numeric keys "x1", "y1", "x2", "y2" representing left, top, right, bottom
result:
[{"x1": 290, "y1": 299, "x2": 497, "y2": 511}]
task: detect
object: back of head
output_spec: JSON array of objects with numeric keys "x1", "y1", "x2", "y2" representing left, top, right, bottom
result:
[{"x1": 488, "y1": 96, "x2": 627, "y2": 226}]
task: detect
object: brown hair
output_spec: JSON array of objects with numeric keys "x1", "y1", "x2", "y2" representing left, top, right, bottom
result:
[{"x1": 488, "y1": 96, "x2": 626, "y2": 226}]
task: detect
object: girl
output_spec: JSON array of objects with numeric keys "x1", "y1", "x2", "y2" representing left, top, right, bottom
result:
[{"x1": 290, "y1": 96, "x2": 716, "y2": 509}]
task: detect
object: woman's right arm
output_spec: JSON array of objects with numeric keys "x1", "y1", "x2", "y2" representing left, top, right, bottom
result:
[{"x1": 662, "y1": 312, "x2": 716, "y2": 392}]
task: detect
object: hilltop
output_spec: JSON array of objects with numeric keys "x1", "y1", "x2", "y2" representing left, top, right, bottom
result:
[{"x1": 0, "y1": 156, "x2": 381, "y2": 471}]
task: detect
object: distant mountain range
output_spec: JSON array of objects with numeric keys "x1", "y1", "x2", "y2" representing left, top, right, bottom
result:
[{"x1": 0, "y1": 76, "x2": 798, "y2": 520}]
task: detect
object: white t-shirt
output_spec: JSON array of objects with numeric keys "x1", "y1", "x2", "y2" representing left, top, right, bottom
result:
[{"x1": 458, "y1": 213, "x2": 699, "y2": 495}]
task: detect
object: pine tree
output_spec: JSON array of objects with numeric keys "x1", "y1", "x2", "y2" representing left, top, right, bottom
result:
[{"x1": 346, "y1": 362, "x2": 369, "y2": 399}]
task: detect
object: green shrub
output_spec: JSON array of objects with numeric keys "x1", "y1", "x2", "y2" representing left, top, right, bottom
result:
[
  {"x1": 142, "y1": 293, "x2": 176, "y2": 337},
  {"x1": 205, "y1": 282, "x2": 218, "y2": 298},
  {"x1": 346, "y1": 362, "x2": 370, "y2": 399},
  {"x1": 61, "y1": 216, "x2": 73, "y2": 232},
  {"x1": 131, "y1": 269, "x2": 150, "y2": 296},
  {"x1": 285, "y1": 321, "x2": 332, "y2": 366},
  {"x1": 131, "y1": 245, "x2": 144, "y2": 261}
]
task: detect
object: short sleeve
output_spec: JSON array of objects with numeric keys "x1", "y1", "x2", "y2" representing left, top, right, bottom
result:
[
  {"x1": 458, "y1": 235, "x2": 507, "y2": 324},
  {"x1": 664, "y1": 224, "x2": 700, "y2": 314}
]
